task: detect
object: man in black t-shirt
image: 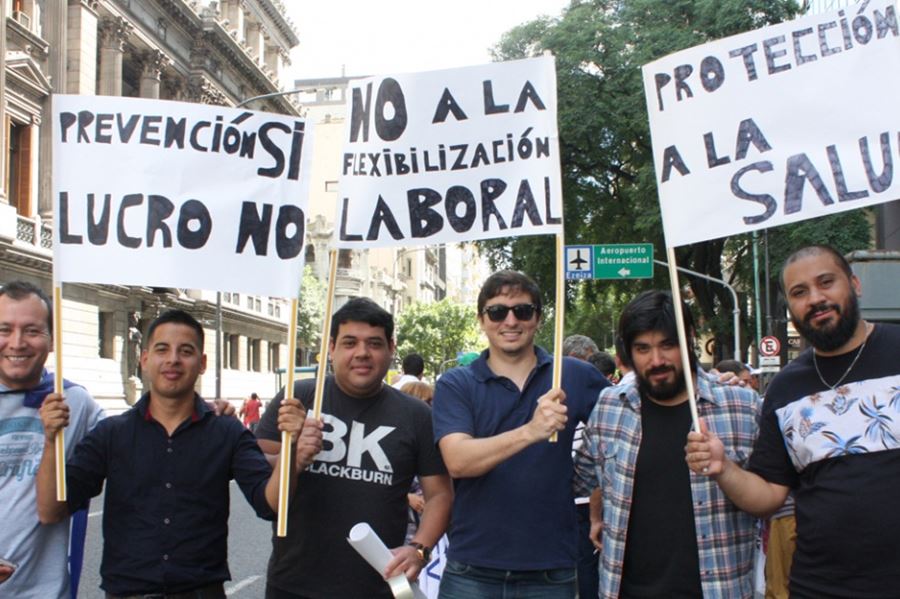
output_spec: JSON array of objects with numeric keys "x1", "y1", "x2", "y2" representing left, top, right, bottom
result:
[
  {"x1": 687, "y1": 244, "x2": 900, "y2": 598},
  {"x1": 256, "y1": 298, "x2": 452, "y2": 599}
]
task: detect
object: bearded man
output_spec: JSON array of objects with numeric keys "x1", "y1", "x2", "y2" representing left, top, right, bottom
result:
[
  {"x1": 574, "y1": 290, "x2": 761, "y2": 599},
  {"x1": 687, "y1": 244, "x2": 900, "y2": 598}
]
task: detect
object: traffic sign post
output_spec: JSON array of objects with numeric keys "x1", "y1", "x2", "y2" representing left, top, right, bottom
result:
[
  {"x1": 564, "y1": 243, "x2": 655, "y2": 280},
  {"x1": 594, "y1": 244, "x2": 654, "y2": 279},
  {"x1": 759, "y1": 335, "x2": 781, "y2": 357},
  {"x1": 565, "y1": 245, "x2": 594, "y2": 280}
]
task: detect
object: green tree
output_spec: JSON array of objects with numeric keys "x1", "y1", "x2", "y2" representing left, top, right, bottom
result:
[
  {"x1": 297, "y1": 265, "x2": 326, "y2": 356},
  {"x1": 481, "y1": 0, "x2": 870, "y2": 361},
  {"x1": 396, "y1": 299, "x2": 482, "y2": 378}
]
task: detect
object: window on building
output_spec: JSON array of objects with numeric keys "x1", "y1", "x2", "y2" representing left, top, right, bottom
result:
[
  {"x1": 248, "y1": 338, "x2": 261, "y2": 372},
  {"x1": 275, "y1": 304, "x2": 281, "y2": 318},
  {"x1": 269, "y1": 342, "x2": 280, "y2": 372},
  {"x1": 339, "y1": 249, "x2": 352, "y2": 269},
  {"x1": 227, "y1": 334, "x2": 239, "y2": 369},
  {"x1": 11, "y1": 0, "x2": 32, "y2": 31},
  {"x1": 255, "y1": 298, "x2": 261, "y2": 311},
  {"x1": 247, "y1": 295, "x2": 254, "y2": 309},
  {"x1": 98, "y1": 311, "x2": 115, "y2": 359},
  {"x1": 305, "y1": 244, "x2": 315, "y2": 264},
  {"x1": 6, "y1": 121, "x2": 32, "y2": 215}
]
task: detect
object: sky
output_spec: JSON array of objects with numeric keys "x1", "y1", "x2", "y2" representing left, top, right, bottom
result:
[{"x1": 282, "y1": 0, "x2": 571, "y2": 82}]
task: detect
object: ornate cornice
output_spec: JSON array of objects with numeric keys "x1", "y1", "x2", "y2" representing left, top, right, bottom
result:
[{"x1": 98, "y1": 16, "x2": 133, "y2": 51}]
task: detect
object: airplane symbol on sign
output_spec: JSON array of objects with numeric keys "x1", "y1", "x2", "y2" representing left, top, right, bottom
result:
[{"x1": 570, "y1": 250, "x2": 589, "y2": 270}]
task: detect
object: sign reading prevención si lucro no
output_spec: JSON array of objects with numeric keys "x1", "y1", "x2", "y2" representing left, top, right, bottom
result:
[{"x1": 52, "y1": 95, "x2": 313, "y2": 299}]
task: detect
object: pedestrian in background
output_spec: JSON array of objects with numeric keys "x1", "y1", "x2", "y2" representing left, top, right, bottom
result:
[{"x1": 240, "y1": 392, "x2": 262, "y2": 432}]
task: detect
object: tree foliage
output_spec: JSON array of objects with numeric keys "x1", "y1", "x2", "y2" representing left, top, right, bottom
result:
[
  {"x1": 396, "y1": 299, "x2": 482, "y2": 378},
  {"x1": 297, "y1": 266, "x2": 326, "y2": 351},
  {"x1": 480, "y1": 0, "x2": 871, "y2": 361}
]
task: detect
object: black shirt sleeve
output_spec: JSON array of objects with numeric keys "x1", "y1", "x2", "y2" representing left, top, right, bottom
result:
[
  {"x1": 746, "y1": 389, "x2": 799, "y2": 489},
  {"x1": 66, "y1": 419, "x2": 112, "y2": 513},
  {"x1": 256, "y1": 379, "x2": 317, "y2": 443}
]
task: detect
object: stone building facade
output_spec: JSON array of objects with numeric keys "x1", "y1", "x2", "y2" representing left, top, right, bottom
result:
[{"x1": 0, "y1": 0, "x2": 301, "y2": 412}]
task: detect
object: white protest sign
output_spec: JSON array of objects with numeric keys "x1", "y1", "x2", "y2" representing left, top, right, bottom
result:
[
  {"x1": 336, "y1": 56, "x2": 563, "y2": 248},
  {"x1": 642, "y1": 0, "x2": 900, "y2": 248},
  {"x1": 52, "y1": 95, "x2": 313, "y2": 298}
]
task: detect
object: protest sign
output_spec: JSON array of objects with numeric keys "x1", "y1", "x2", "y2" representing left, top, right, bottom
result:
[
  {"x1": 642, "y1": 0, "x2": 900, "y2": 248},
  {"x1": 336, "y1": 56, "x2": 563, "y2": 247},
  {"x1": 52, "y1": 95, "x2": 313, "y2": 298}
]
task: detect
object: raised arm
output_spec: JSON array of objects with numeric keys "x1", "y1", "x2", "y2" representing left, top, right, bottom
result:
[
  {"x1": 685, "y1": 417, "x2": 789, "y2": 517},
  {"x1": 36, "y1": 393, "x2": 72, "y2": 524},
  {"x1": 438, "y1": 387, "x2": 566, "y2": 478},
  {"x1": 262, "y1": 398, "x2": 319, "y2": 511}
]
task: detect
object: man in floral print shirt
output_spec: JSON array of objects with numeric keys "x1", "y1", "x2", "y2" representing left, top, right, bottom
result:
[{"x1": 687, "y1": 244, "x2": 900, "y2": 599}]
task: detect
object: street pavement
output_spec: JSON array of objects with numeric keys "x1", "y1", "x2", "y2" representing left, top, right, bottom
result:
[{"x1": 77, "y1": 481, "x2": 272, "y2": 598}]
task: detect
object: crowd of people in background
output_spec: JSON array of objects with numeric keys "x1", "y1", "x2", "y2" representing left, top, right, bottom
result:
[{"x1": 1, "y1": 242, "x2": 897, "y2": 598}]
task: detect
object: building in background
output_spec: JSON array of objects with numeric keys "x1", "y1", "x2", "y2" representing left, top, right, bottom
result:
[
  {"x1": 0, "y1": 0, "x2": 301, "y2": 412},
  {"x1": 294, "y1": 75, "x2": 489, "y2": 315},
  {"x1": 0, "y1": 1, "x2": 489, "y2": 413}
]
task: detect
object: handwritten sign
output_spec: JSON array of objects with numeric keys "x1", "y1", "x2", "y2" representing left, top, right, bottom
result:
[
  {"x1": 52, "y1": 95, "x2": 313, "y2": 298},
  {"x1": 642, "y1": 0, "x2": 900, "y2": 247},
  {"x1": 336, "y1": 56, "x2": 563, "y2": 247}
]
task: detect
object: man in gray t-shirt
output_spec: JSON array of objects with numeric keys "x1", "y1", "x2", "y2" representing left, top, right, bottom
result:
[{"x1": 0, "y1": 281, "x2": 104, "y2": 598}]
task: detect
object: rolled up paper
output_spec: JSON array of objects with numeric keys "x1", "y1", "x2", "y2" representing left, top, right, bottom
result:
[{"x1": 347, "y1": 522, "x2": 426, "y2": 599}]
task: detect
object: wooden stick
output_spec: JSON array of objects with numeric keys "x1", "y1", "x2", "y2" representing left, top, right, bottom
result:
[
  {"x1": 53, "y1": 285, "x2": 66, "y2": 502},
  {"x1": 312, "y1": 249, "x2": 338, "y2": 420},
  {"x1": 276, "y1": 297, "x2": 300, "y2": 537},
  {"x1": 665, "y1": 247, "x2": 701, "y2": 432},
  {"x1": 550, "y1": 233, "x2": 565, "y2": 443}
]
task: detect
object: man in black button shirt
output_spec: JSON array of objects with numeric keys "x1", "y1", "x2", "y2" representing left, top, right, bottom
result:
[{"x1": 36, "y1": 309, "x2": 314, "y2": 598}]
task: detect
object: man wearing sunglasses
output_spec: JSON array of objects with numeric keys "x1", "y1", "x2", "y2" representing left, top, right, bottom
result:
[{"x1": 432, "y1": 270, "x2": 610, "y2": 598}]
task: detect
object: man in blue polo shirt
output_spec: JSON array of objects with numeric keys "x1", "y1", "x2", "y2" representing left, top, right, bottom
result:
[{"x1": 432, "y1": 270, "x2": 610, "y2": 598}]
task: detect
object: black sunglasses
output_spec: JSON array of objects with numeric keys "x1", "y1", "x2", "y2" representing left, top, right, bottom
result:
[{"x1": 482, "y1": 303, "x2": 537, "y2": 323}]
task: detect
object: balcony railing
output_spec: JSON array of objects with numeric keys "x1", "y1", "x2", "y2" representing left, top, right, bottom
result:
[{"x1": 16, "y1": 214, "x2": 52, "y2": 250}]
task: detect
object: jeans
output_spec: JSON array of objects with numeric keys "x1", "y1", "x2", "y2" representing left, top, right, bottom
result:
[
  {"x1": 438, "y1": 559, "x2": 577, "y2": 599},
  {"x1": 575, "y1": 503, "x2": 599, "y2": 599}
]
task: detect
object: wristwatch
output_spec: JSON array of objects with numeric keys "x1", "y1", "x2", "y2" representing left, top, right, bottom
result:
[{"x1": 408, "y1": 542, "x2": 431, "y2": 562}]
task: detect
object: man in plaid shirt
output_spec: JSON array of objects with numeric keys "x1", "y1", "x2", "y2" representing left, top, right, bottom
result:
[{"x1": 574, "y1": 290, "x2": 760, "y2": 598}]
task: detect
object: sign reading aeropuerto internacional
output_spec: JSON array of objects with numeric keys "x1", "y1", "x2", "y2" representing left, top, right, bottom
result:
[
  {"x1": 52, "y1": 95, "x2": 313, "y2": 299},
  {"x1": 335, "y1": 56, "x2": 563, "y2": 248},
  {"x1": 642, "y1": 0, "x2": 900, "y2": 248}
]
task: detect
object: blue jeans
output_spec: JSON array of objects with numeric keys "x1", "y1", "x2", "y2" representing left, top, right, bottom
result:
[
  {"x1": 576, "y1": 503, "x2": 599, "y2": 599},
  {"x1": 438, "y1": 559, "x2": 577, "y2": 599}
]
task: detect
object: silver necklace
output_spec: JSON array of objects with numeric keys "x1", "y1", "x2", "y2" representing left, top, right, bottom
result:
[{"x1": 812, "y1": 324, "x2": 871, "y2": 392}]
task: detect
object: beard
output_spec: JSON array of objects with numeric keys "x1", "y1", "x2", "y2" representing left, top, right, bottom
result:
[
  {"x1": 791, "y1": 290, "x2": 860, "y2": 352},
  {"x1": 636, "y1": 364, "x2": 687, "y2": 402}
]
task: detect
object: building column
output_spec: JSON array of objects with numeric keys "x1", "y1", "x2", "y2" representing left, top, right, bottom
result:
[
  {"x1": 221, "y1": 0, "x2": 245, "y2": 42},
  {"x1": 0, "y1": 0, "x2": 7, "y2": 203},
  {"x1": 245, "y1": 20, "x2": 263, "y2": 65},
  {"x1": 67, "y1": 0, "x2": 100, "y2": 94},
  {"x1": 138, "y1": 49, "x2": 167, "y2": 99},
  {"x1": 38, "y1": 0, "x2": 68, "y2": 216},
  {"x1": 98, "y1": 16, "x2": 131, "y2": 96}
]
